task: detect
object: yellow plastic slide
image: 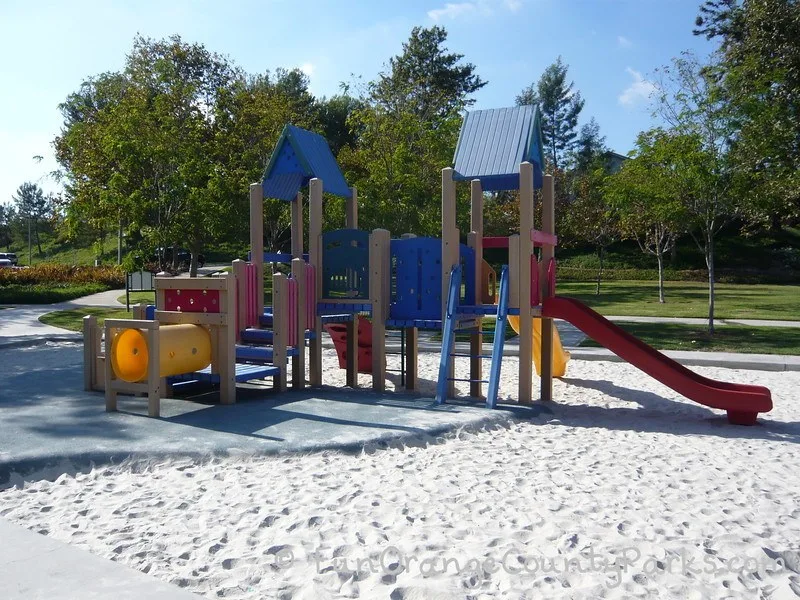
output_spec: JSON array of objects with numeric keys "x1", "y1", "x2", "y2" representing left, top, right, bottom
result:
[{"x1": 507, "y1": 316, "x2": 570, "y2": 377}]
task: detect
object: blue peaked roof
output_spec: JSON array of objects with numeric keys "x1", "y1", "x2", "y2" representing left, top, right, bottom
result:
[
  {"x1": 262, "y1": 124, "x2": 351, "y2": 201},
  {"x1": 452, "y1": 105, "x2": 545, "y2": 191}
]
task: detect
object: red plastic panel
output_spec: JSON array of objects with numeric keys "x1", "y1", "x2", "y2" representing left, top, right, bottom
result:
[{"x1": 163, "y1": 289, "x2": 220, "y2": 313}]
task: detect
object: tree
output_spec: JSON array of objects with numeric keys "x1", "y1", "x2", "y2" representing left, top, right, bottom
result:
[
  {"x1": 56, "y1": 35, "x2": 242, "y2": 276},
  {"x1": 0, "y1": 204, "x2": 14, "y2": 250},
  {"x1": 12, "y1": 182, "x2": 51, "y2": 256},
  {"x1": 516, "y1": 57, "x2": 584, "y2": 171},
  {"x1": 342, "y1": 26, "x2": 485, "y2": 235},
  {"x1": 606, "y1": 130, "x2": 688, "y2": 303},
  {"x1": 562, "y1": 163, "x2": 619, "y2": 295},
  {"x1": 572, "y1": 117, "x2": 606, "y2": 172},
  {"x1": 695, "y1": 0, "x2": 800, "y2": 225},
  {"x1": 653, "y1": 52, "x2": 739, "y2": 332},
  {"x1": 372, "y1": 26, "x2": 486, "y2": 120}
]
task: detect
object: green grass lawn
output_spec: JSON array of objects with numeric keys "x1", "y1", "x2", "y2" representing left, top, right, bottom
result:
[
  {"x1": 579, "y1": 321, "x2": 800, "y2": 355},
  {"x1": 117, "y1": 290, "x2": 156, "y2": 306},
  {"x1": 39, "y1": 307, "x2": 133, "y2": 332},
  {"x1": 0, "y1": 283, "x2": 110, "y2": 304},
  {"x1": 7, "y1": 233, "x2": 119, "y2": 266},
  {"x1": 557, "y1": 280, "x2": 800, "y2": 321}
]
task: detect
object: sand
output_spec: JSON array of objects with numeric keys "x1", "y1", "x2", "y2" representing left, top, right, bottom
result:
[{"x1": 1, "y1": 348, "x2": 799, "y2": 599}]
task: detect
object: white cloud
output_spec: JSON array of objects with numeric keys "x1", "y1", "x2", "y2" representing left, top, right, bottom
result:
[
  {"x1": 299, "y1": 62, "x2": 315, "y2": 77},
  {"x1": 427, "y1": 0, "x2": 522, "y2": 21},
  {"x1": 618, "y1": 67, "x2": 656, "y2": 107},
  {"x1": 428, "y1": 2, "x2": 479, "y2": 20},
  {"x1": 617, "y1": 35, "x2": 632, "y2": 48}
]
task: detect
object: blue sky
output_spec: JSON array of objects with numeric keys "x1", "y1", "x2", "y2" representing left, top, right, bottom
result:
[{"x1": 0, "y1": 0, "x2": 716, "y2": 206}]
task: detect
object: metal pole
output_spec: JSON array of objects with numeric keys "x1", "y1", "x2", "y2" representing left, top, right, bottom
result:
[{"x1": 27, "y1": 215, "x2": 31, "y2": 266}]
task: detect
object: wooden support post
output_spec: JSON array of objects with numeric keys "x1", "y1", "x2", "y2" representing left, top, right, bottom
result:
[
  {"x1": 133, "y1": 303, "x2": 146, "y2": 320},
  {"x1": 83, "y1": 316, "x2": 96, "y2": 392},
  {"x1": 290, "y1": 194, "x2": 304, "y2": 385},
  {"x1": 518, "y1": 162, "x2": 534, "y2": 404},
  {"x1": 291, "y1": 258, "x2": 306, "y2": 389},
  {"x1": 218, "y1": 273, "x2": 236, "y2": 404},
  {"x1": 441, "y1": 168, "x2": 459, "y2": 398},
  {"x1": 540, "y1": 173, "x2": 555, "y2": 402},
  {"x1": 405, "y1": 326, "x2": 418, "y2": 391},
  {"x1": 291, "y1": 191, "x2": 304, "y2": 259},
  {"x1": 346, "y1": 186, "x2": 358, "y2": 229},
  {"x1": 346, "y1": 318, "x2": 358, "y2": 388},
  {"x1": 469, "y1": 178, "x2": 484, "y2": 398},
  {"x1": 272, "y1": 273, "x2": 288, "y2": 392},
  {"x1": 146, "y1": 323, "x2": 161, "y2": 417},
  {"x1": 249, "y1": 183, "x2": 265, "y2": 318},
  {"x1": 104, "y1": 323, "x2": 118, "y2": 412},
  {"x1": 370, "y1": 229, "x2": 390, "y2": 391},
  {"x1": 308, "y1": 178, "x2": 323, "y2": 386}
]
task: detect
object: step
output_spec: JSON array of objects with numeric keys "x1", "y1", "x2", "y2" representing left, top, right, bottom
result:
[
  {"x1": 170, "y1": 363, "x2": 281, "y2": 387},
  {"x1": 241, "y1": 328, "x2": 316, "y2": 344},
  {"x1": 457, "y1": 304, "x2": 500, "y2": 316},
  {"x1": 235, "y1": 345, "x2": 299, "y2": 363}
]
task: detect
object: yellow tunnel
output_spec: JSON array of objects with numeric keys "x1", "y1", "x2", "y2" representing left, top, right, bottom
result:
[
  {"x1": 110, "y1": 324, "x2": 212, "y2": 383},
  {"x1": 507, "y1": 316, "x2": 570, "y2": 378}
]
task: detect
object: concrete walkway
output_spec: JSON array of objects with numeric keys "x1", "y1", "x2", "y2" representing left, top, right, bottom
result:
[
  {"x1": 0, "y1": 518, "x2": 199, "y2": 599},
  {"x1": 0, "y1": 289, "x2": 125, "y2": 342},
  {"x1": 605, "y1": 315, "x2": 800, "y2": 328}
]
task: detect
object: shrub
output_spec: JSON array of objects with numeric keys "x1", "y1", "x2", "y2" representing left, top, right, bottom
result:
[
  {"x1": 557, "y1": 267, "x2": 800, "y2": 285},
  {"x1": 0, "y1": 264, "x2": 124, "y2": 287}
]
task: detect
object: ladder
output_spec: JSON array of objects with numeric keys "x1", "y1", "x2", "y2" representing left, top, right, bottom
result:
[{"x1": 435, "y1": 264, "x2": 510, "y2": 408}]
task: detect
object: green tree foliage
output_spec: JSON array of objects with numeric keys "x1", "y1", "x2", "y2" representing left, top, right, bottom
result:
[
  {"x1": 605, "y1": 130, "x2": 689, "y2": 303},
  {"x1": 572, "y1": 117, "x2": 606, "y2": 173},
  {"x1": 653, "y1": 52, "x2": 740, "y2": 331},
  {"x1": 0, "y1": 204, "x2": 14, "y2": 249},
  {"x1": 695, "y1": 0, "x2": 800, "y2": 224},
  {"x1": 562, "y1": 163, "x2": 619, "y2": 295},
  {"x1": 12, "y1": 182, "x2": 52, "y2": 255},
  {"x1": 516, "y1": 57, "x2": 585, "y2": 171},
  {"x1": 342, "y1": 26, "x2": 485, "y2": 236}
]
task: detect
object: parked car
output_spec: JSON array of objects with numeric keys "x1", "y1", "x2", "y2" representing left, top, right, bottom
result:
[
  {"x1": 152, "y1": 247, "x2": 205, "y2": 269},
  {"x1": 0, "y1": 252, "x2": 18, "y2": 266},
  {"x1": 0, "y1": 258, "x2": 11, "y2": 268}
]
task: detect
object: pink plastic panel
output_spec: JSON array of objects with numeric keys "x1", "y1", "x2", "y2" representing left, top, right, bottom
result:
[
  {"x1": 163, "y1": 289, "x2": 220, "y2": 313},
  {"x1": 547, "y1": 258, "x2": 556, "y2": 297},
  {"x1": 531, "y1": 257, "x2": 540, "y2": 306}
]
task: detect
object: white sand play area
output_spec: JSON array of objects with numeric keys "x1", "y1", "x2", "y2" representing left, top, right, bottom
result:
[{"x1": 1, "y1": 348, "x2": 799, "y2": 599}]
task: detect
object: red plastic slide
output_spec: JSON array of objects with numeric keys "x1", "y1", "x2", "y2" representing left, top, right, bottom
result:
[{"x1": 542, "y1": 296, "x2": 773, "y2": 425}]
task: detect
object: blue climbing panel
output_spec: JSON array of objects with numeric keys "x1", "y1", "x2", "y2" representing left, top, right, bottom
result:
[
  {"x1": 389, "y1": 237, "x2": 442, "y2": 321},
  {"x1": 321, "y1": 229, "x2": 370, "y2": 299},
  {"x1": 388, "y1": 238, "x2": 477, "y2": 322}
]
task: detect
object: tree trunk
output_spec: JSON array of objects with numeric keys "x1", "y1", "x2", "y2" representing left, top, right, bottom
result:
[
  {"x1": 595, "y1": 246, "x2": 604, "y2": 296},
  {"x1": 34, "y1": 221, "x2": 42, "y2": 255},
  {"x1": 706, "y1": 234, "x2": 715, "y2": 334},
  {"x1": 171, "y1": 242, "x2": 179, "y2": 271},
  {"x1": 656, "y1": 248, "x2": 665, "y2": 304},
  {"x1": 189, "y1": 239, "x2": 201, "y2": 278}
]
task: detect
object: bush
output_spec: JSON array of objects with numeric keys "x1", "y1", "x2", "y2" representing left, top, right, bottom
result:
[
  {"x1": 558, "y1": 267, "x2": 800, "y2": 285},
  {"x1": 0, "y1": 264, "x2": 124, "y2": 287},
  {"x1": 0, "y1": 283, "x2": 108, "y2": 304}
]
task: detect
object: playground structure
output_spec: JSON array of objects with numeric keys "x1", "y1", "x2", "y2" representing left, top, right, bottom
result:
[{"x1": 84, "y1": 110, "x2": 773, "y2": 424}]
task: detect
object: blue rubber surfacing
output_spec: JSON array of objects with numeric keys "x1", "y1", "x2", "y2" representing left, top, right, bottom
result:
[{"x1": 0, "y1": 343, "x2": 544, "y2": 486}]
